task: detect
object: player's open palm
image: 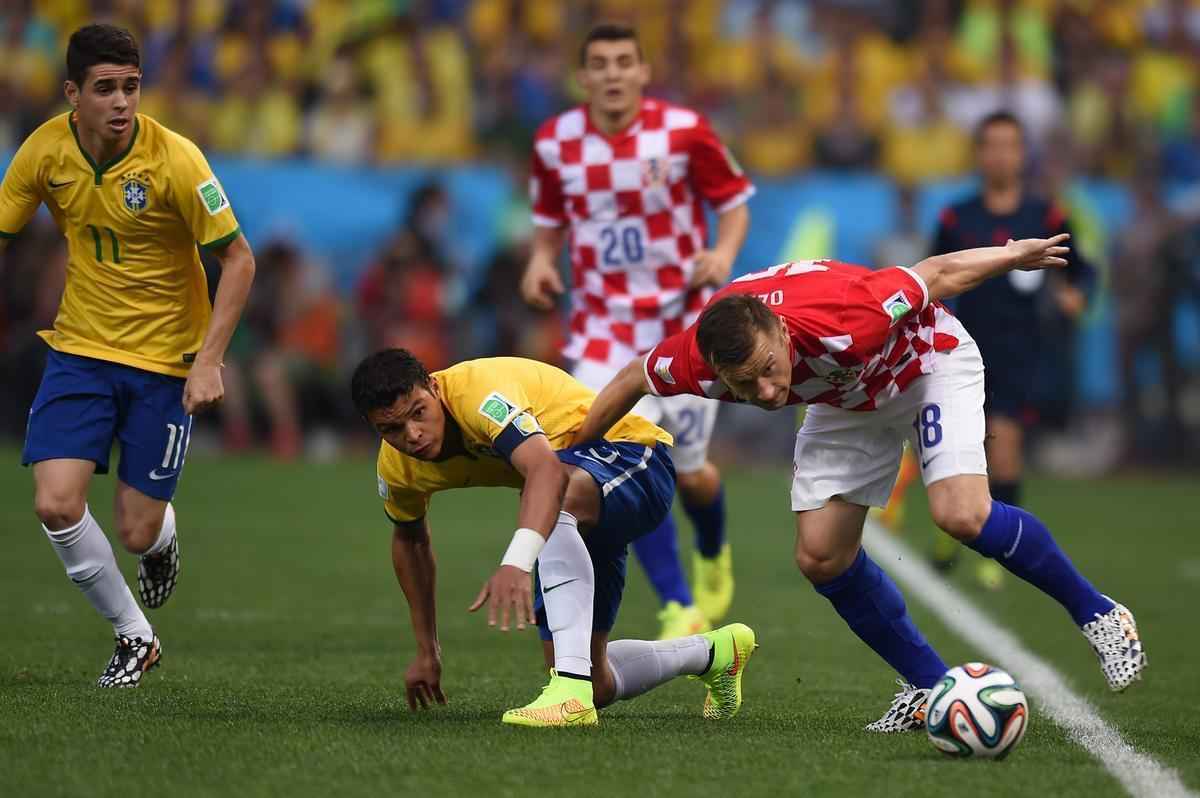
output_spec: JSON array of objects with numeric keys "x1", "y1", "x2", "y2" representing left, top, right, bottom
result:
[
  {"x1": 520, "y1": 257, "x2": 564, "y2": 310},
  {"x1": 183, "y1": 364, "x2": 224, "y2": 414},
  {"x1": 404, "y1": 652, "x2": 446, "y2": 711},
  {"x1": 469, "y1": 565, "x2": 535, "y2": 632},
  {"x1": 1007, "y1": 233, "x2": 1071, "y2": 271}
]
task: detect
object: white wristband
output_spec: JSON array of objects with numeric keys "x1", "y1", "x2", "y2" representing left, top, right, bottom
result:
[{"x1": 501, "y1": 528, "x2": 545, "y2": 573}]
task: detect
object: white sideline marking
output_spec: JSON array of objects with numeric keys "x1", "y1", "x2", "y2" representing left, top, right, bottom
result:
[{"x1": 863, "y1": 521, "x2": 1196, "y2": 798}]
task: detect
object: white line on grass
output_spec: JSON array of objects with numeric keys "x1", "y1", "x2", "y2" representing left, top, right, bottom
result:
[{"x1": 862, "y1": 520, "x2": 1196, "y2": 798}]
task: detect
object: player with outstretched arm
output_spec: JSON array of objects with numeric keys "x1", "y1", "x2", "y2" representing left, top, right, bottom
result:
[
  {"x1": 522, "y1": 24, "x2": 754, "y2": 637},
  {"x1": 574, "y1": 236, "x2": 1146, "y2": 732},
  {"x1": 351, "y1": 350, "x2": 756, "y2": 727},
  {"x1": 0, "y1": 25, "x2": 255, "y2": 687}
]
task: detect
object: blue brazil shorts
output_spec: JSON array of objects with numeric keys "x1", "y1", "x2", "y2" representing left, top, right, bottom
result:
[
  {"x1": 532, "y1": 440, "x2": 676, "y2": 641},
  {"x1": 22, "y1": 349, "x2": 191, "y2": 501}
]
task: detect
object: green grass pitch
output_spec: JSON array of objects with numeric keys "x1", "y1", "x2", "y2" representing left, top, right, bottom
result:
[{"x1": 1, "y1": 450, "x2": 1197, "y2": 797}]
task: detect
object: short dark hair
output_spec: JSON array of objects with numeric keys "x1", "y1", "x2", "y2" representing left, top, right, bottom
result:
[
  {"x1": 974, "y1": 110, "x2": 1024, "y2": 145},
  {"x1": 696, "y1": 295, "x2": 779, "y2": 373},
  {"x1": 67, "y1": 24, "x2": 140, "y2": 87},
  {"x1": 579, "y1": 23, "x2": 641, "y2": 66},
  {"x1": 351, "y1": 349, "x2": 432, "y2": 418}
]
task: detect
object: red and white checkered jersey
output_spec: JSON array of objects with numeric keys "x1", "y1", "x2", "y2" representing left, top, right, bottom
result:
[
  {"x1": 530, "y1": 98, "x2": 755, "y2": 368},
  {"x1": 644, "y1": 261, "x2": 966, "y2": 411}
]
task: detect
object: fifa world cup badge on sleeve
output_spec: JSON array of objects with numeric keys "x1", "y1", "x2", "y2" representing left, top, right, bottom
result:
[
  {"x1": 196, "y1": 177, "x2": 230, "y2": 215},
  {"x1": 882, "y1": 291, "x2": 912, "y2": 326},
  {"x1": 478, "y1": 392, "x2": 517, "y2": 427},
  {"x1": 377, "y1": 474, "x2": 389, "y2": 500}
]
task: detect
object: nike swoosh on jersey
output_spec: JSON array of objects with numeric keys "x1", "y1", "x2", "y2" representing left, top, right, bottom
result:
[
  {"x1": 148, "y1": 469, "x2": 178, "y2": 481},
  {"x1": 543, "y1": 579, "x2": 578, "y2": 593},
  {"x1": 48, "y1": 179, "x2": 75, "y2": 189}
]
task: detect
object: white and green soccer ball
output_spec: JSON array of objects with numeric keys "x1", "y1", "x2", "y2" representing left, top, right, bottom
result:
[{"x1": 926, "y1": 663, "x2": 1029, "y2": 759}]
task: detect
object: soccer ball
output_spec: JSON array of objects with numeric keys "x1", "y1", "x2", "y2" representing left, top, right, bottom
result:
[{"x1": 926, "y1": 663, "x2": 1029, "y2": 759}]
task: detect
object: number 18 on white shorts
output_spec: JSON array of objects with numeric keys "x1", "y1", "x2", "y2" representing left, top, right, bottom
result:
[{"x1": 791, "y1": 339, "x2": 989, "y2": 511}]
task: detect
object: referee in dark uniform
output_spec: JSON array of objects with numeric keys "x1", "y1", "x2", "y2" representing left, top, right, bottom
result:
[{"x1": 929, "y1": 110, "x2": 1095, "y2": 575}]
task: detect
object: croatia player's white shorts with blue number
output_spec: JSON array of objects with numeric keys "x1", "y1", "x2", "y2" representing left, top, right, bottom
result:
[
  {"x1": 791, "y1": 334, "x2": 989, "y2": 512},
  {"x1": 573, "y1": 358, "x2": 718, "y2": 474}
]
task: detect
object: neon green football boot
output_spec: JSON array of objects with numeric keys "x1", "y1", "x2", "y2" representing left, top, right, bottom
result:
[
  {"x1": 931, "y1": 531, "x2": 960, "y2": 572},
  {"x1": 976, "y1": 559, "x2": 1005, "y2": 590},
  {"x1": 657, "y1": 600, "x2": 710, "y2": 640},
  {"x1": 693, "y1": 543, "x2": 735, "y2": 624},
  {"x1": 501, "y1": 670, "x2": 598, "y2": 727},
  {"x1": 697, "y1": 622, "x2": 757, "y2": 720}
]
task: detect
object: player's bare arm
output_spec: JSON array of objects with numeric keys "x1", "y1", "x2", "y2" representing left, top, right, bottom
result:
[
  {"x1": 912, "y1": 234, "x2": 1070, "y2": 304},
  {"x1": 691, "y1": 203, "x2": 750, "y2": 289},
  {"x1": 573, "y1": 355, "x2": 653, "y2": 445},
  {"x1": 520, "y1": 226, "x2": 567, "y2": 310},
  {"x1": 392, "y1": 516, "x2": 446, "y2": 710},
  {"x1": 183, "y1": 233, "x2": 255, "y2": 414},
  {"x1": 469, "y1": 433, "x2": 567, "y2": 631}
]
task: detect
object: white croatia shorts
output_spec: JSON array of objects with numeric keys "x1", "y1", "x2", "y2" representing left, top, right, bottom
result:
[
  {"x1": 572, "y1": 358, "x2": 718, "y2": 474},
  {"x1": 790, "y1": 337, "x2": 989, "y2": 512}
]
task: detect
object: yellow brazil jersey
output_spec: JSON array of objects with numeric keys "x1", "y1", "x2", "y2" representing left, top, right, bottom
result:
[
  {"x1": 377, "y1": 357, "x2": 672, "y2": 524},
  {"x1": 0, "y1": 112, "x2": 240, "y2": 377}
]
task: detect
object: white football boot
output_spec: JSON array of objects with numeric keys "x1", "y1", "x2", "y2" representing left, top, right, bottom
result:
[
  {"x1": 865, "y1": 678, "x2": 929, "y2": 732},
  {"x1": 97, "y1": 634, "x2": 162, "y2": 688},
  {"x1": 137, "y1": 535, "x2": 180, "y2": 609},
  {"x1": 1081, "y1": 597, "x2": 1147, "y2": 691}
]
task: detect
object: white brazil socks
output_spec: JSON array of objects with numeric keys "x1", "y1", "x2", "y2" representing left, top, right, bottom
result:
[
  {"x1": 537, "y1": 511, "x2": 595, "y2": 677},
  {"x1": 44, "y1": 506, "x2": 153, "y2": 641},
  {"x1": 606, "y1": 636, "x2": 713, "y2": 701},
  {"x1": 142, "y1": 502, "x2": 177, "y2": 557}
]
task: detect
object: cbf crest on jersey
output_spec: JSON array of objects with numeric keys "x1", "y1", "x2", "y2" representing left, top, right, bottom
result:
[{"x1": 121, "y1": 174, "x2": 150, "y2": 214}]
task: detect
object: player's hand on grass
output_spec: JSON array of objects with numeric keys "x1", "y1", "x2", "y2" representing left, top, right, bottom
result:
[
  {"x1": 521, "y1": 256, "x2": 564, "y2": 311},
  {"x1": 690, "y1": 248, "x2": 735, "y2": 288},
  {"x1": 183, "y1": 363, "x2": 225, "y2": 414},
  {"x1": 1006, "y1": 233, "x2": 1071, "y2": 272},
  {"x1": 468, "y1": 565, "x2": 535, "y2": 632},
  {"x1": 404, "y1": 651, "x2": 446, "y2": 710}
]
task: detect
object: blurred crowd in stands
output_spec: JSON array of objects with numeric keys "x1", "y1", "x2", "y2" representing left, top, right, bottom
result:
[
  {"x1": 7, "y1": 0, "x2": 1200, "y2": 175},
  {"x1": 2, "y1": 0, "x2": 1199, "y2": 466}
]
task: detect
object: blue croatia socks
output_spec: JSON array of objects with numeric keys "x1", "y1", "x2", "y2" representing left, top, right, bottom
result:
[
  {"x1": 683, "y1": 487, "x2": 726, "y2": 559},
  {"x1": 816, "y1": 548, "x2": 948, "y2": 689},
  {"x1": 967, "y1": 500, "x2": 1113, "y2": 627},
  {"x1": 632, "y1": 513, "x2": 694, "y2": 606}
]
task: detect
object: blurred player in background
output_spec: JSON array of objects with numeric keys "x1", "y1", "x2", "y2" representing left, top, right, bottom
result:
[
  {"x1": 577, "y1": 237, "x2": 1145, "y2": 732},
  {"x1": 522, "y1": 24, "x2": 754, "y2": 638},
  {"x1": 929, "y1": 111, "x2": 1095, "y2": 584},
  {"x1": 0, "y1": 25, "x2": 255, "y2": 686},
  {"x1": 353, "y1": 349, "x2": 756, "y2": 727}
]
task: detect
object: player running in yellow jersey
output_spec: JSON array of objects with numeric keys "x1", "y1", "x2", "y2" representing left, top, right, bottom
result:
[
  {"x1": 351, "y1": 350, "x2": 756, "y2": 726},
  {"x1": 0, "y1": 25, "x2": 256, "y2": 687}
]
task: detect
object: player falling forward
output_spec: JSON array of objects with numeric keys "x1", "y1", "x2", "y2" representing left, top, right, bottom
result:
[
  {"x1": 576, "y1": 237, "x2": 1146, "y2": 731},
  {"x1": 351, "y1": 350, "x2": 756, "y2": 726},
  {"x1": 0, "y1": 25, "x2": 255, "y2": 686},
  {"x1": 522, "y1": 24, "x2": 755, "y2": 637}
]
